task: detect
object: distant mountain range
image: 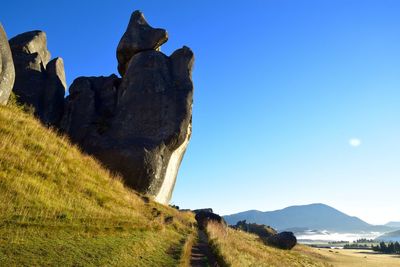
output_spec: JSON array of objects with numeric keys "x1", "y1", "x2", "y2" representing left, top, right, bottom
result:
[
  {"x1": 223, "y1": 203, "x2": 396, "y2": 233},
  {"x1": 377, "y1": 230, "x2": 400, "y2": 242},
  {"x1": 385, "y1": 222, "x2": 400, "y2": 228}
]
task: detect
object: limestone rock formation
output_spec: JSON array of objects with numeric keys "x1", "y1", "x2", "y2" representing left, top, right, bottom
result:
[
  {"x1": 61, "y1": 11, "x2": 194, "y2": 204},
  {"x1": 0, "y1": 23, "x2": 15, "y2": 105},
  {"x1": 116, "y1": 10, "x2": 168, "y2": 76},
  {"x1": 42, "y1": 57, "x2": 67, "y2": 125},
  {"x1": 60, "y1": 74, "x2": 121, "y2": 142},
  {"x1": 9, "y1": 30, "x2": 66, "y2": 126}
]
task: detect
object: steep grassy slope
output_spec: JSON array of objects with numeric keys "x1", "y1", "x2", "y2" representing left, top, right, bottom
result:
[
  {"x1": 0, "y1": 101, "x2": 195, "y2": 266},
  {"x1": 206, "y1": 221, "x2": 332, "y2": 267}
]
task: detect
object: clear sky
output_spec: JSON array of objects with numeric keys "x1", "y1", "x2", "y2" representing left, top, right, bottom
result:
[{"x1": 2, "y1": 0, "x2": 399, "y2": 225}]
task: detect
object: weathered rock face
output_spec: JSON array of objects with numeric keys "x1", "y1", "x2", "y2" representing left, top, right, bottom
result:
[
  {"x1": 60, "y1": 74, "x2": 120, "y2": 142},
  {"x1": 43, "y1": 58, "x2": 67, "y2": 125},
  {"x1": 0, "y1": 23, "x2": 15, "y2": 105},
  {"x1": 9, "y1": 31, "x2": 66, "y2": 126},
  {"x1": 61, "y1": 11, "x2": 194, "y2": 204}
]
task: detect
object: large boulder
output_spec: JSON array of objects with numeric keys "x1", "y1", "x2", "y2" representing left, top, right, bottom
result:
[
  {"x1": 266, "y1": 231, "x2": 297, "y2": 250},
  {"x1": 0, "y1": 23, "x2": 15, "y2": 105},
  {"x1": 61, "y1": 11, "x2": 194, "y2": 204},
  {"x1": 116, "y1": 10, "x2": 168, "y2": 76},
  {"x1": 9, "y1": 30, "x2": 66, "y2": 126}
]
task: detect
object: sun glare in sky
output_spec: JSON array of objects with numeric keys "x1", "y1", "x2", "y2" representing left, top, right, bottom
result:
[{"x1": 349, "y1": 138, "x2": 361, "y2": 147}]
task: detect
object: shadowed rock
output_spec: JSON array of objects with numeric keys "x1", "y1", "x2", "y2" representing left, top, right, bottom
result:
[
  {"x1": 116, "y1": 10, "x2": 168, "y2": 76},
  {"x1": 9, "y1": 30, "x2": 51, "y2": 65},
  {"x1": 42, "y1": 58, "x2": 67, "y2": 125},
  {"x1": 0, "y1": 23, "x2": 15, "y2": 105},
  {"x1": 266, "y1": 231, "x2": 297, "y2": 250},
  {"x1": 61, "y1": 74, "x2": 120, "y2": 142},
  {"x1": 9, "y1": 31, "x2": 66, "y2": 126},
  {"x1": 62, "y1": 49, "x2": 193, "y2": 204},
  {"x1": 194, "y1": 210, "x2": 225, "y2": 230},
  {"x1": 61, "y1": 11, "x2": 194, "y2": 204}
]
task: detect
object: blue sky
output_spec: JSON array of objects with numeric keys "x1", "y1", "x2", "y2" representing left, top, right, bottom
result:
[{"x1": 2, "y1": 0, "x2": 400, "y2": 224}]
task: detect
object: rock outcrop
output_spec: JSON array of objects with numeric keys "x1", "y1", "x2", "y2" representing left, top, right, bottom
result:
[
  {"x1": 266, "y1": 231, "x2": 297, "y2": 250},
  {"x1": 230, "y1": 220, "x2": 296, "y2": 249},
  {"x1": 61, "y1": 11, "x2": 194, "y2": 204},
  {"x1": 0, "y1": 23, "x2": 15, "y2": 105},
  {"x1": 60, "y1": 75, "x2": 120, "y2": 142},
  {"x1": 232, "y1": 220, "x2": 277, "y2": 239},
  {"x1": 9, "y1": 30, "x2": 66, "y2": 126},
  {"x1": 194, "y1": 210, "x2": 225, "y2": 230}
]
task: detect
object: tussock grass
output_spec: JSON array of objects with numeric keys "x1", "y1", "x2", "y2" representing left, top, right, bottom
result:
[
  {"x1": 0, "y1": 102, "x2": 196, "y2": 266},
  {"x1": 179, "y1": 231, "x2": 196, "y2": 267},
  {"x1": 206, "y1": 221, "x2": 333, "y2": 267}
]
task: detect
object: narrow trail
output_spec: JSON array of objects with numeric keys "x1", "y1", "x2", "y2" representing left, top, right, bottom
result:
[{"x1": 190, "y1": 229, "x2": 219, "y2": 267}]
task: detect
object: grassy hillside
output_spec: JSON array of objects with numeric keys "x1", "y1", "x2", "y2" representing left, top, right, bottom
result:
[
  {"x1": 0, "y1": 101, "x2": 195, "y2": 266},
  {"x1": 4, "y1": 100, "x2": 378, "y2": 267},
  {"x1": 206, "y1": 221, "x2": 332, "y2": 267}
]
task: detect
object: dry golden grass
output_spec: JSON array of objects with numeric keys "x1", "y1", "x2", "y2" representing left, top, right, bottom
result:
[
  {"x1": 179, "y1": 230, "x2": 197, "y2": 267},
  {"x1": 0, "y1": 101, "x2": 196, "y2": 266},
  {"x1": 316, "y1": 248, "x2": 400, "y2": 267},
  {"x1": 206, "y1": 221, "x2": 332, "y2": 267}
]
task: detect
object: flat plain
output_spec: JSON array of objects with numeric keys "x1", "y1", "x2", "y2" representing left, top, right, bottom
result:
[{"x1": 316, "y1": 248, "x2": 400, "y2": 267}]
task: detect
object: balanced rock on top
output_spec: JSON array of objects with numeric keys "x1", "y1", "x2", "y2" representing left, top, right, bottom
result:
[{"x1": 116, "y1": 10, "x2": 168, "y2": 76}]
